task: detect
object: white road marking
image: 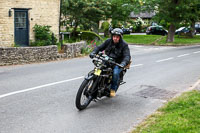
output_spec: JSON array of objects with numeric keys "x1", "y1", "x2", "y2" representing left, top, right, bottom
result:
[
  {"x1": 156, "y1": 57, "x2": 174, "y2": 63},
  {"x1": 193, "y1": 51, "x2": 200, "y2": 54},
  {"x1": 0, "y1": 76, "x2": 84, "y2": 99},
  {"x1": 177, "y1": 53, "x2": 190, "y2": 57},
  {"x1": 134, "y1": 46, "x2": 143, "y2": 48},
  {"x1": 130, "y1": 64, "x2": 143, "y2": 68}
]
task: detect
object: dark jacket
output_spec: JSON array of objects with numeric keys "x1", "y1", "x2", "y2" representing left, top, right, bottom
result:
[{"x1": 92, "y1": 38, "x2": 131, "y2": 66}]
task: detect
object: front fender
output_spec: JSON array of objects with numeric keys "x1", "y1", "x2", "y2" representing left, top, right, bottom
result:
[{"x1": 85, "y1": 71, "x2": 96, "y2": 81}]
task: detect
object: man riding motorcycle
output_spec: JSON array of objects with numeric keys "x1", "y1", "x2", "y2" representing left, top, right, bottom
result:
[{"x1": 89, "y1": 28, "x2": 131, "y2": 97}]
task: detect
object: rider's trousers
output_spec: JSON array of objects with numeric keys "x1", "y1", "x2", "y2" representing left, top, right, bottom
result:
[{"x1": 111, "y1": 66, "x2": 122, "y2": 91}]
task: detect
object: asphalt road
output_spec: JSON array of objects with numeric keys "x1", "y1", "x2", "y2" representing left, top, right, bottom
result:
[{"x1": 0, "y1": 45, "x2": 200, "y2": 133}]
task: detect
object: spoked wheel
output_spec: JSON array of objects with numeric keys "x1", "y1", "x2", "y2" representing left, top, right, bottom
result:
[{"x1": 75, "y1": 79, "x2": 94, "y2": 110}]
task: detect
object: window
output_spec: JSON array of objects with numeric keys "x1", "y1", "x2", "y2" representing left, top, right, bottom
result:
[{"x1": 15, "y1": 12, "x2": 26, "y2": 28}]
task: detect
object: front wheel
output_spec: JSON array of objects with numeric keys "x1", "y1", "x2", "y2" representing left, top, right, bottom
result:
[{"x1": 75, "y1": 79, "x2": 94, "y2": 110}]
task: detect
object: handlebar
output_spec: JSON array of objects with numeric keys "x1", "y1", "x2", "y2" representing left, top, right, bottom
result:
[{"x1": 93, "y1": 52, "x2": 124, "y2": 68}]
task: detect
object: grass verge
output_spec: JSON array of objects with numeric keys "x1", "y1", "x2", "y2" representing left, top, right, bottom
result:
[
  {"x1": 123, "y1": 35, "x2": 162, "y2": 45},
  {"x1": 132, "y1": 90, "x2": 200, "y2": 133},
  {"x1": 158, "y1": 35, "x2": 200, "y2": 45},
  {"x1": 122, "y1": 35, "x2": 200, "y2": 46}
]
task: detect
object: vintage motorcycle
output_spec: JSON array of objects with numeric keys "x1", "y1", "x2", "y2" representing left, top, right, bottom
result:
[{"x1": 75, "y1": 52, "x2": 130, "y2": 110}]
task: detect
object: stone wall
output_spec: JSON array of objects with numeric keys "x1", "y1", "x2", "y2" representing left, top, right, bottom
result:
[
  {"x1": 0, "y1": 41, "x2": 86, "y2": 66},
  {"x1": 0, "y1": 46, "x2": 58, "y2": 66},
  {"x1": 61, "y1": 41, "x2": 86, "y2": 58},
  {"x1": 0, "y1": 0, "x2": 60, "y2": 47}
]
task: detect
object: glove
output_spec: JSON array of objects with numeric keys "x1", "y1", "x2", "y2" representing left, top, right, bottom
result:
[
  {"x1": 119, "y1": 63, "x2": 126, "y2": 68},
  {"x1": 89, "y1": 52, "x2": 95, "y2": 59}
]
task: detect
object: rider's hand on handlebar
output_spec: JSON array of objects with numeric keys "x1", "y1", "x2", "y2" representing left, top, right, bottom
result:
[
  {"x1": 119, "y1": 63, "x2": 126, "y2": 68},
  {"x1": 89, "y1": 52, "x2": 95, "y2": 59}
]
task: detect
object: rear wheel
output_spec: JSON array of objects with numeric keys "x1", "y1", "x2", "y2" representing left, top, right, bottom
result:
[{"x1": 75, "y1": 79, "x2": 94, "y2": 110}]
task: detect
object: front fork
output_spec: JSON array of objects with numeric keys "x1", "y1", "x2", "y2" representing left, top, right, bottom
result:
[
  {"x1": 84, "y1": 71, "x2": 100, "y2": 98},
  {"x1": 85, "y1": 69, "x2": 109, "y2": 98}
]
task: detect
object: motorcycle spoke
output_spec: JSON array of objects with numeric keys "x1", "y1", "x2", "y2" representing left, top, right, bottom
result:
[{"x1": 80, "y1": 80, "x2": 93, "y2": 106}]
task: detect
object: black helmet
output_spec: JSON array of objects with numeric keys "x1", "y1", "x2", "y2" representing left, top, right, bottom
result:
[{"x1": 111, "y1": 28, "x2": 123, "y2": 37}]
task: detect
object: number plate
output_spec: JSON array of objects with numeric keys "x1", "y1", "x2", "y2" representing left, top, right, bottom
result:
[{"x1": 94, "y1": 69, "x2": 101, "y2": 76}]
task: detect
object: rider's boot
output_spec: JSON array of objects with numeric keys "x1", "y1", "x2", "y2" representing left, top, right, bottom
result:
[{"x1": 110, "y1": 89, "x2": 116, "y2": 97}]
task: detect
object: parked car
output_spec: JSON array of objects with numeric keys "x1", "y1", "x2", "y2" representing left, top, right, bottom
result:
[
  {"x1": 175, "y1": 27, "x2": 196, "y2": 35},
  {"x1": 122, "y1": 27, "x2": 132, "y2": 34},
  {"x1": 195, "y1": 24, "x2": 200, "y2": 33},
  {"x1": 146, "y1": 26, "x2": 168, "y2": 35},
  {"x1": 108, "y1": 25, "x2": 132, "y2": 34}
]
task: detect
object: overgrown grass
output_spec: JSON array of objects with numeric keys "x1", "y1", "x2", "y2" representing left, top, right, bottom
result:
[{"x1": 132, "y1": 90, "x2": 200, "y2": 133}]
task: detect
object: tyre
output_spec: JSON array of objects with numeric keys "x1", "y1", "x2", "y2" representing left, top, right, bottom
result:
[{"x1": 75, "y1": 79, "x2": 94, "y2": 110}]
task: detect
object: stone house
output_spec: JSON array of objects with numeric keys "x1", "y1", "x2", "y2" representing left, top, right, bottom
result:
[
  {"x1": 0, "y1": 0, "x2": 61, "y2": 47},
  {"x1": 130, "y1": 11, "x2": 155, "y2": 20}
]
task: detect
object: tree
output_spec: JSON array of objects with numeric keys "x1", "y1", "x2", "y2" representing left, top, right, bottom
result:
[
  {"x1": 61, "y1": 0, "x2": 143, "y2": 36},
  {"x1": 182, "y1": 1, "x2": 200, "y2": 37},
  {"x1": 108, "y1": 0, "x2": 140, "y2": 27},
  {"x1": 61, "y1": 0, "x2": 111, "y2": 36},
  {"x1": 61, "y1": 0, "x2": 86, "y2": 36},
  {"x1": 82, "y1": 0, "x2": 111, "y2": 32},
  {"x1": 158, "y1": 0, "x2": 185, "y2": 42},
  {"x1": 141, "y1": 0, "x2": 200, "y2": 42}
]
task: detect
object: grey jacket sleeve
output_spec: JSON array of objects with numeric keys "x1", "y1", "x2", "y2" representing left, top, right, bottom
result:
[
  {"x1": 121, "y1": 44, "x2": 131, "y2": 66},
  {"x1": 92, "y1": 39, "x2": 111, "y2": 54}
]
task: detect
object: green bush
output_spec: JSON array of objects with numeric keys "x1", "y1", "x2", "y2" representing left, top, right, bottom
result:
[
  {"x1": 101, "y1": 21, "x2": 110, "y2": 36},
  {"x1": 80, "y1": 31, "x2": 103, "y2": 42},
  {"x1": 111, "y1": 20, "x2": 122, "y2": 28},
  {"x1": 81, "y1": 46, "x2": 92, "y2": 55},
  {"x1": 31, "y1": 24, "x2": 57, "y2": 46},
  {"x1": 81, "y1": 40, "x2": 102, "y2": 55}
]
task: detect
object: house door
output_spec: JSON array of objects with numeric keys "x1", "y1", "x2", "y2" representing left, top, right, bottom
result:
[{"x1": 14, "y1": 10, "x2": 29, "y2": 46}]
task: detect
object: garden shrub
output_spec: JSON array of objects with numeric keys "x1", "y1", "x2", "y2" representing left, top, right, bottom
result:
[
  {"x1": 81, "y1": 40, "x2": 101, "y2": 55},
  {"x1": 31, "y1": 24, "x2": 57, "y2": 46},
  {"x1": 101, "y1": 21, "x2": 110, "y2": 36},
  {"x1": 80, "y1": 31, "x2": 103, "y2": 42}
]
